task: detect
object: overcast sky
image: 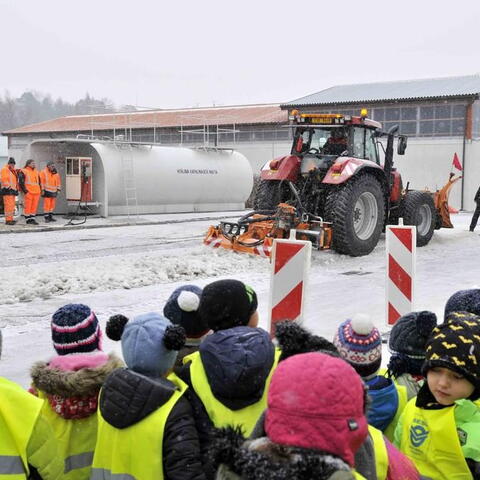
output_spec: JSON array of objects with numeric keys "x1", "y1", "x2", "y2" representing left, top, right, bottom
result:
[{"x1": 1, "y1": 0, "x2": 479, "y2": 110}]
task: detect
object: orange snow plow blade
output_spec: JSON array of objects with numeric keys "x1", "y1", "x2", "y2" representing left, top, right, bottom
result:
[
  {"x1": 433, "y1": 174, "x2": 462, "y2": 228},
  {"x1": 204, "y1": 204, "x2": 333, "y2": 257}
]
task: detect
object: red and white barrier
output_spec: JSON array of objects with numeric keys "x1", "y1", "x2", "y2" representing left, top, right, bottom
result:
[
  {"x1": 386, "y1": 225, "x2": 416, "y2": 326},
  {"x1": 268, "y1": 237, "x2": 311, "y2": 337},
  {"x1": 204, "y1": 237, "x2": 223, "y2": 248}
]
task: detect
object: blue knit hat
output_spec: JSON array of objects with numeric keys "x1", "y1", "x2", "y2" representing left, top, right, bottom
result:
[
  {"x1": 118, "y1": 312, "x2": 185, "y2": 378},
  {"x1": 445, "y1": 289, "x2": 480, "y2": 319},
  {"x1": 51, "y1": 304, "x2": 102, "y2": 355}
]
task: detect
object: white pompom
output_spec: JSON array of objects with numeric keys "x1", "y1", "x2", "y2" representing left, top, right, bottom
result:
[
  {"x1": 177, "y1": 290, "x2": 200, "y2": 312},
  {"x1": 351, "y1": 314, "x2": 375, "y2": 335}
]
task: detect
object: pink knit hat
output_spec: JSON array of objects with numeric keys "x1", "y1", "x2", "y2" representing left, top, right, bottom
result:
[{"x1": 265, "y1": 352, "x2": 368, "y2": 466}]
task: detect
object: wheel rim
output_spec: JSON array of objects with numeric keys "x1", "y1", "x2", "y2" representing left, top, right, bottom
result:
[
  {"x1": 353, "y1": 192, "x2": 378, "y2": 240},
  {"x1": 417, "y1": 204, "x2": 432, "y2": 235}
]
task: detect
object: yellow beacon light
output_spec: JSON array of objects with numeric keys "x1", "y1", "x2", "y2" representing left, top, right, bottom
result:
[{"x1": 360, "y1": 108, "x2": 368, "y2": 118}]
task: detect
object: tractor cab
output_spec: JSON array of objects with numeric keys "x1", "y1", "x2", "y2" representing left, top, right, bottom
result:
[{"x1": 289, "y1": 111, "x2": 382, "y2": 171}]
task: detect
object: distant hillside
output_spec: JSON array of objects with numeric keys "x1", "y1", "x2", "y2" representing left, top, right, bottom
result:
[{"x1": 0, "y1": 91, "x2": 137, "y2": 132}]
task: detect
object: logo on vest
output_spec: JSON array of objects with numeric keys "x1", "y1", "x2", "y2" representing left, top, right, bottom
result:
[{"x1": 410, "y1": 424, "x2": 429, "y2": 447}]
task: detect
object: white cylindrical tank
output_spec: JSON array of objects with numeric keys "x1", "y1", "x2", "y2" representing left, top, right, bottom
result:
[{"x1": 93, "y1": 143, "x2": 253, "y2": 215}]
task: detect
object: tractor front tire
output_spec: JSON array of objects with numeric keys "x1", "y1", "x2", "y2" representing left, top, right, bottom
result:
[
  {"x1": 327, "y1": 174, "x2": 385, "y2": 256},
  {"x1": 254, "y1": 180, "x2": 283, "y2": 211},
  {"x1": 401, "y1": 191, "x2": 436, "y2": 247}
]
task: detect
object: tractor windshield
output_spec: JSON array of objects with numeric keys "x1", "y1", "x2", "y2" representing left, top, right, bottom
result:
[{"x1": 293, "y1": 126, "x2": 350, "y2": 156}]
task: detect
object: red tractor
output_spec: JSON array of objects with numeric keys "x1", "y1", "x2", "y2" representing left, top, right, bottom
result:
[{"x1": 204, "y1": 110, "x2": 460, "y2": 257}]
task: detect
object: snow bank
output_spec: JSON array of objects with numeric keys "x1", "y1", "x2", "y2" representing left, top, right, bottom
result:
[{"x1": 0, "y1": 246, "x2": 268, "y2": 305}]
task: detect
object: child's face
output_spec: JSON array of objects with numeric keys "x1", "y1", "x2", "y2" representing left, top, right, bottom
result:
[{"x1": 427, "y1": 366, "x2": 475, "y2": 405}]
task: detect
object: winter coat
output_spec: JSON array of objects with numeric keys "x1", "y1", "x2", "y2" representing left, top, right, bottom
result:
[
  {"x1": 97, "y1": 367, "x2": 205, "y2": 480},
  {"x1": 0, "y1": 164, "x2": 18, "y2": 196},
  {"x1": 212, "y1": 427, "x2": 358, "y2": 480},
  {"x1": 30, "y1": 352, "x2": 123, "y2": 479},
  {"x1": 365, "y1": 375, "x2": 400, "y2": 431}
]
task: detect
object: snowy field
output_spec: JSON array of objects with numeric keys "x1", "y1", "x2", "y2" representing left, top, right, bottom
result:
[{"x1": 0, "y1": 211, "x2": 478, "y2": 387}]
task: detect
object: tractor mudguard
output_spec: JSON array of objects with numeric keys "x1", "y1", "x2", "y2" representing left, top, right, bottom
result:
[
  {"x1": 390, "y1": 170, "x2": 403, "y2": 203},
  {"x1": 322, "y1": 158, "x2": 383, "y2": 185},
  {"x1": 259, "y1": 155, "x2": 300, "y2": 181}
]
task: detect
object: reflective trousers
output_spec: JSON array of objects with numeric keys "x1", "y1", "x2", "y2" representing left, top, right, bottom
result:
[
  {"x1": 3, "y1": 195, "x2": 15, "y2": 222},
  {"x1": 24, "y1": 193, "x2": 40, "y2": 217},
  {"x1": 43, "y1": 197, "x2": 56, "y2": 214}
]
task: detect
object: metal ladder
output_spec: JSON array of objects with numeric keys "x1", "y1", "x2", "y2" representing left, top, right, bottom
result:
[{"x1": 120, "y1": 145, "x2": 139, "y2": 222}]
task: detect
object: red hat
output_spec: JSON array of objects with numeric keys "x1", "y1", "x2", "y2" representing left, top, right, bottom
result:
[{"x1": 265, "y1": 352, "x2": 368, "y2": 466}]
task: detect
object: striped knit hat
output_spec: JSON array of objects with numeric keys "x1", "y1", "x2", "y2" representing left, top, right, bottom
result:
[
  {"x1": 51, "y1": 304, "x2": 102, "y2": 355},
  {"x1": 333, "y1": 314, "x2": 382, "y2": 378}
]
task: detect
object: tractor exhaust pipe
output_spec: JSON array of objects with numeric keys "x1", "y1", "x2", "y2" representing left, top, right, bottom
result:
[{"x1": 384, "y1": 124, "x2": 399, "y2": 189}]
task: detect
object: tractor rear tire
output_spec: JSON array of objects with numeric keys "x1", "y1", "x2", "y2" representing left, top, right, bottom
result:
[
  {"x1": 254, "y1": 180, "x2": 283, "y2": 211},
  {"x1": 326, "y1": 174, "x2": 385, "y2": 256},
  {"x1": 401, "y1": 191, "x2": 436, "y2": 247}
]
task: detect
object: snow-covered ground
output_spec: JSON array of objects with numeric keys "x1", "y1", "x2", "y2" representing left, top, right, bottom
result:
[{"x1": 0, "y1": 211, "x2": 478, "y2": 387}]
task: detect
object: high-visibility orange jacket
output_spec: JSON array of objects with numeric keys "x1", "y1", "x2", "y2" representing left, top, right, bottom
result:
[
  {"x1": 40, "y1": 168, "x2": 61, "y2": 197},
  {"x1": 0, "y1": 164, "x2": 18, "y2": 195},
  {"x1": 20, "y1": 167, "x2": 41, "y2": 195}
]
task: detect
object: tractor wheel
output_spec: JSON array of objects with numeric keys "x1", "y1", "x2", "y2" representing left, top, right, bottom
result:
[
  {"x1": 254, "y1": 180, "x2": 283, "y2": 211},
  {"x1": 326, "y1": 174, "x2": 385, "y2": 256},
  {"x1": 401, "y1": 191, "x2": 436, "y2": 247}
]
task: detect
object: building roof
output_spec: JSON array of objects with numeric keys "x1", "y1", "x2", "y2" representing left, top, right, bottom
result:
[
  {"x1": 283, "y1": 74, "x2": 480, "y2": 107},
  {"x1": 3, "y1": 104, "x2": 287, "y2": 135}
]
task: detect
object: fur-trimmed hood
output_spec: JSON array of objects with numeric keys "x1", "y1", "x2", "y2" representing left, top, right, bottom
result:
[
  {"x1": 31, "y1": 352, "x2": 123, "y2": 397},
  {"x1": 211, "y1": 427, "x2": 355, "y2": 480}
]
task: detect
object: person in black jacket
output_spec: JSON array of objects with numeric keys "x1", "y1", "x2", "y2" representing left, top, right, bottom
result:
[
  {"x1": 94, "y1": 312, "x2": 205, "y2": 480},
  {"x1": 470, "y1": 185, "x2": 480, "y2": 232}
]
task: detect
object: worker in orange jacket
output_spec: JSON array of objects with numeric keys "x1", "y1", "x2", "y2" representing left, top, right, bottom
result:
[
  {"x1": 18, "y1": 159, "x2": 41, "y2": 225},
  {"x1": 40, "y1": 162, "x2": 61, "y2": 222},
  {"x1": 1, "y1": 157, "x2": 19, "y2": 225}
]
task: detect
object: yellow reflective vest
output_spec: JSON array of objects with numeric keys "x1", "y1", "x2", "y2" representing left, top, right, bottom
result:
[
  {"x1": 185, "y1": 349, "x2": 280, "y2": 437},
  {"x1": 91, "y1": 373, "x2": 187, "y2": 480},
  {"x1": 0, "y1": 377, "x2": 43, "y2": 479},
  {"x1": 368, "y1": 425, "x2": 388, "y2": 480},
  {"x1": 36, "y1": 389, "x2": 96, "y2": 479},
  {"x1": 398, "y1": 397, "x2": 472, "y2": 479}
]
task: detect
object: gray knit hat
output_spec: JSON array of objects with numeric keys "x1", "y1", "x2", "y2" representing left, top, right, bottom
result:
[{"x1": 445, "y1": 289, "x2": 480, "y2": 319}]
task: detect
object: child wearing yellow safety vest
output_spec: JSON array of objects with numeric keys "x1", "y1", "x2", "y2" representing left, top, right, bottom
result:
[
  {"x1": 29, "y1": 304, "x2": 123, "y2": 480},
  {"x1": 179, "y1": 279, "x2": 276, "y2": 477},
  {"x1": 386, "y1": 311, "x2": 437, "y2": 401},
  {"x1": 395, "y1": 311, "x2": 480, "y2": 479},
  {"x1": 0, "y1": 329, "x2": 63, "y2": 480},
  {"x1": 92, "y1": 312, "x2": 206, "y2": 480}
]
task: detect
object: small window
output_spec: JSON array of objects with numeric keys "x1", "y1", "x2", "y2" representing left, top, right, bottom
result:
[
  {"x1": 353, "y1": 127, "x2": 366, "y2": 159},
  {"x1": 452, "y1": 105, "x2": 466, "y2": 118},
  {"x1": 401, "y1": 107, "x2": 417, "y2": 121},
  {"x1": 400, "y1": 122, "x2": 417, "y2": 135},
  {"x1": 434, "y1": 119, "x2": 451, "y2": 135},
  {"x1": 451, "y1": 119, "x2": 465, "y2": 135},
  {"x1": 435, "y1": 105, "x2": 451, "y2": 119},
  {"x1": 365, "y1": 129, "x2": 378, "y2": 163},
  {"x1": 420, "y1": 106, "x2": 434, "y2": 120},
  {"x1": 419, "y1": 121, "x2": 434, "y2": 135},
  {"x1": 385, "y1": 108, "x2": 401, "y2": 121},
  {"x1": 373, "y1": 108, "x2": 385, "y2": 121}
]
